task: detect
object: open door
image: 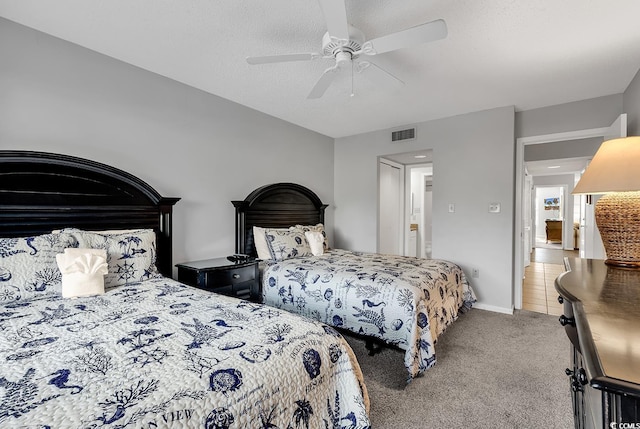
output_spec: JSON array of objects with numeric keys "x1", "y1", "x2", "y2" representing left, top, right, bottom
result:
[
  {"x1": 523, "y1": 173, "x2": 532, "y2": 267},
  {"x1": 580, "y1": 114, "x2": 627, "y2": 259},
  {"x1": 378, "y1": 159, "x2": 404, "y2": 255}
]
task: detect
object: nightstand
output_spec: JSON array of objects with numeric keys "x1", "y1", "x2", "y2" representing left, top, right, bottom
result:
[{"x1": 176, "y1": 257, "x2": 261, "y2": 302}]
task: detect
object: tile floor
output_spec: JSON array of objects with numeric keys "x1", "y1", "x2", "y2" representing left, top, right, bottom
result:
[{"x1": 522, "y1": 247, "x2": 578, "y2": 316}]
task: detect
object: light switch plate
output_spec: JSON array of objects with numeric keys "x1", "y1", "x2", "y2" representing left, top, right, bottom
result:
[{"x1": 448, "y1": 203, "x2": 455, "y2": 213}]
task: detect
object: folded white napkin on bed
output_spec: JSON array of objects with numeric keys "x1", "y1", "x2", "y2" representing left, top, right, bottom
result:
[
  {"x1": 56, "y1": 248, "x2": 108, "y2": 298},
  {"x1": 305, "y1": 231, "x2": 325, "y2": 256}
]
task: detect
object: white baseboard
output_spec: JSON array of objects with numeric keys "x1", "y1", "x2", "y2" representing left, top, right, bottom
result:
[{"x1": 472, "y1": 303, "x2": 514, "y2": 315}]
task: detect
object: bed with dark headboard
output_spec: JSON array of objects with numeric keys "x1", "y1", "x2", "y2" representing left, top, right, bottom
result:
[
  {"x1": 0, "y1": 150, "x2": 179, "y2": 276},
  {"x1": 0, "y1": 151, "x2": 370, "y2": 428},
  {"x1": 232, "y1": 182, "x2": 327, "y2": 257},
  {"x1": 234, "y1": 182, "x2": 477, "y2": 381}
]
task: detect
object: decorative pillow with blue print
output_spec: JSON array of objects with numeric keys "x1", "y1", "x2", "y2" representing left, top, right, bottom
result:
[
  {"x1": 0, "y1": 232, "x2": 78, "y2": 303},
  {"x1": 62, "y1": 229, "x2": 160, "y2": 288},
  {"x1": 294, "y1": 223, "x2": 329, "y2": 251},
  {"x1": 265, "y1": 228, "x2": 312, "y2": 261}
]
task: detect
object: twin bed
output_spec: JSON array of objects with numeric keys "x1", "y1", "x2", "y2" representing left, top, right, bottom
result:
[
  {"x1": 0, "y1": 152, "x2": 370, "y2": 428},
  {"x1": 233, "y1": 184, "x2": 476, "y2": 381}
]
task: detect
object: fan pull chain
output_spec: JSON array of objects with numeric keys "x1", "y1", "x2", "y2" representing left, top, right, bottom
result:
[{"x1": 350, "y1": 60, "x2": 355, "y2": 97}]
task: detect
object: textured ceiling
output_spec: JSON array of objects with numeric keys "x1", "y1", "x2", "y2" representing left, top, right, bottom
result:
[{"x1": 2, "y1": 0, "x2": 640, "y2": 138}]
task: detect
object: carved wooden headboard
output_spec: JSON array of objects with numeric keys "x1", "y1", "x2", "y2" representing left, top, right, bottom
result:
[
  {"x1": 232, "y1": 183, "x2": 327, "y2": 257},
  {"x1": 0, "y1": 151, "x2": 180, "y2": 277}
]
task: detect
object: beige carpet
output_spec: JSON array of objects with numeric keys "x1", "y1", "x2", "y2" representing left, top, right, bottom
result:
[{"x1": 344, "y1": 308, "x2": 573, "y2": 428}]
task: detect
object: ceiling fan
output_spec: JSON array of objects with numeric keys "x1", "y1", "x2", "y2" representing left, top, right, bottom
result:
[{"x1": 246, "y1": 0, "x2": 447, "y2": 99}]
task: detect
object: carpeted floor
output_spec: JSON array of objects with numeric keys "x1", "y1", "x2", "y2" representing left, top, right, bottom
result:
[{"x1": 343, "y1": 308, "x2": 573, "y2": 428}]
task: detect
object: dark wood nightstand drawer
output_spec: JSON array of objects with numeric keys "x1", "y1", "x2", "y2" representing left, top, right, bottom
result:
[
  {"x1": 176, "y1": 257, "x2": 261, "y2": 302},
  {"x1": 205, "y1": 265, "x2": 255, "y2": 286}
]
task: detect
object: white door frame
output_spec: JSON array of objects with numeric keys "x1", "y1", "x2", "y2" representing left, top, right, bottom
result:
[{"x1": 514, "y1": 127, "x2": 609, "y2": 310}]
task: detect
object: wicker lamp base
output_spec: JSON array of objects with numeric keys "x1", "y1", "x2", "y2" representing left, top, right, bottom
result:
[{"x1": 595, "y1": 191, "x2": 640, "y2": 268}]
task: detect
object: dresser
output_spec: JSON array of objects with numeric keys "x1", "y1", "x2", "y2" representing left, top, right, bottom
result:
[
  {"x1": 555, "y1": 258, "x2": 640, "y2": 428},
  {"x1": 176, "y1": 257, "x2": 261, "y2": 302},
  {"x1": 546, "y1": 219, "x2": 563, "y2": 243}
]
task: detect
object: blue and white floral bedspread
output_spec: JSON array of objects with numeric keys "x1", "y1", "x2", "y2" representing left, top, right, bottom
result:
[
  {"x1": 0, "y1": 277, "x2": 370, "y2": 428},
  {"x1": 262, "y1": 249, "x2": 476, "y2": 380}
]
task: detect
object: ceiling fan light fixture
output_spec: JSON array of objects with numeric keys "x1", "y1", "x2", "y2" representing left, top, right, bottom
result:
[
  {"x1": 335, "y1": 51, "x2": 352, "y2": 67},
  {"x1": 246, "y1": 0, "x2": 448, "y2": 99}
]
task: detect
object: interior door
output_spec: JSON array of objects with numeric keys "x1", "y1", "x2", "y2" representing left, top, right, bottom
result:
[
  {"x1": 523, "y1": 173, "x2": 532, "y2": 267},
  {"x1": 582, "y1": 194, "x2": 605, "y2": 259},
  {"x1": 423, "y1": 177, "x2": 433, "y2": 258},
  {"x1": 579, "y1": 195, "x2": 587, "y2": 257},
  {"x1": 379, "y1": 160, "x2": 403, "y2": 255},
  {"x1": 581, "y1": 114, "x2": 627, "y2": 259}
]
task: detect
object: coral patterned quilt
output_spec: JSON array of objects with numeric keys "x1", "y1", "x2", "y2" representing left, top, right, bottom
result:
[
  {"x1": 0, "y1": 277, "x2": 370, "y2": 428},
  {"x1": 262, "y1": 249, "x2": 476, "y2": 381}
]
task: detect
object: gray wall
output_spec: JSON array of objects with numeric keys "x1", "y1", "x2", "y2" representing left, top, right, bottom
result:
[
  {"x1": 524, "y1": 138, "x2": 602, "y2": 162},
  {"x1": 3, "y1": 16, "x2": 640, "y2": 314},
  {"x1": 0, "y1": 18, "x2": 335, "y2": 271},
  {"x1": 334, "y1": 93, "x2": 630, "y2": 313},
  {"x1": 335, "y1": 106, "x2": 516, "y2": 313},
  {"x1": 516, "y1": 94, "x2": 623, "y2": 138},
  {"x1": 624, "y1": 68, "x2": 640, "y2": 135}
]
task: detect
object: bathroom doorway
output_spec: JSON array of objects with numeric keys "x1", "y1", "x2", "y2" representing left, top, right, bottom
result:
[{"x1": 378, "y1": 149, "x2": 433, "y2": 258}]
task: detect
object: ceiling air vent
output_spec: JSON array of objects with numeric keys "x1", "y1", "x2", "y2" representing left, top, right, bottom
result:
[{"x1": 391, "y1": 128, "x2": 416, "y2": 142}]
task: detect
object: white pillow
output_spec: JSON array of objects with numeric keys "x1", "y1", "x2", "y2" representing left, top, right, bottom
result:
[
  {"x1": 305, "y1": 231, "x2": 325, "y2": 256},
  {"x1": 252, "y1": 226, "x2": 270, "y2": 260}
]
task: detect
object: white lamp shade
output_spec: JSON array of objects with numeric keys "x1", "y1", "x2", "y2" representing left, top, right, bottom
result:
[{"x1": 572, "y1": 136, "x2": 640, "y2": 195}]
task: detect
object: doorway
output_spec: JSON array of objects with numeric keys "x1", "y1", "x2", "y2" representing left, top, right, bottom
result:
[
  {"x1": 514, "y1": 114, "x2": 627, "y2": 310},
  {"x1": 378, "y1": 150, "x2": 433, "y2": 257},
  {"x1": 522, "y1": 172, "x2": 578, "y2": 315},
  {"x1": 534, "y1": 185, "x2": 564, "y2": 250},
  {"x1": 407, "y1": 164, "x2": 433, "y2": 258}
]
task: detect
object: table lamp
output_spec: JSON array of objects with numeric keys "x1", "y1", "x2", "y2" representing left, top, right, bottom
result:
[{"x1": 572, "y1": 136, "x2": 640, "y2": 267}]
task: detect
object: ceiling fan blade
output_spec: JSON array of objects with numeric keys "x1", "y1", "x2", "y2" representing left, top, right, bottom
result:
[
  {"x1": 357, "y1": 61, "x2": 404, "y2": 86},
  {"x1": 307, "y1": 66, "x2": 341, "y2": 99},
  {"x1": 318, "y1": 0, "x2": 350, "y2": 40},
  {"x1": 363, "y1": 19, "x2": 447, "y2": 55},
  {"x1": 246, "y1": 53, "x2": 321, "y2": 65}
]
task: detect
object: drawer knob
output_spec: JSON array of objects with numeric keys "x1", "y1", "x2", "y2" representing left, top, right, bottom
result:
[
  {"x1": 559, "y1": 315, "x2": 575, "y2": 327},
  {"x1": 232, "y1": 274, "x2": 240, "y2": 279},
  {"x1": 577, "y1": 368, "x2": 588, "y2": 385}
]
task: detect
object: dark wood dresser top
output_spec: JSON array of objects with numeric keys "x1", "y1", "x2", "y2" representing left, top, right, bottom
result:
[{"x1": 555, "y1": 258, "x2": 640, "y2": 397}]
